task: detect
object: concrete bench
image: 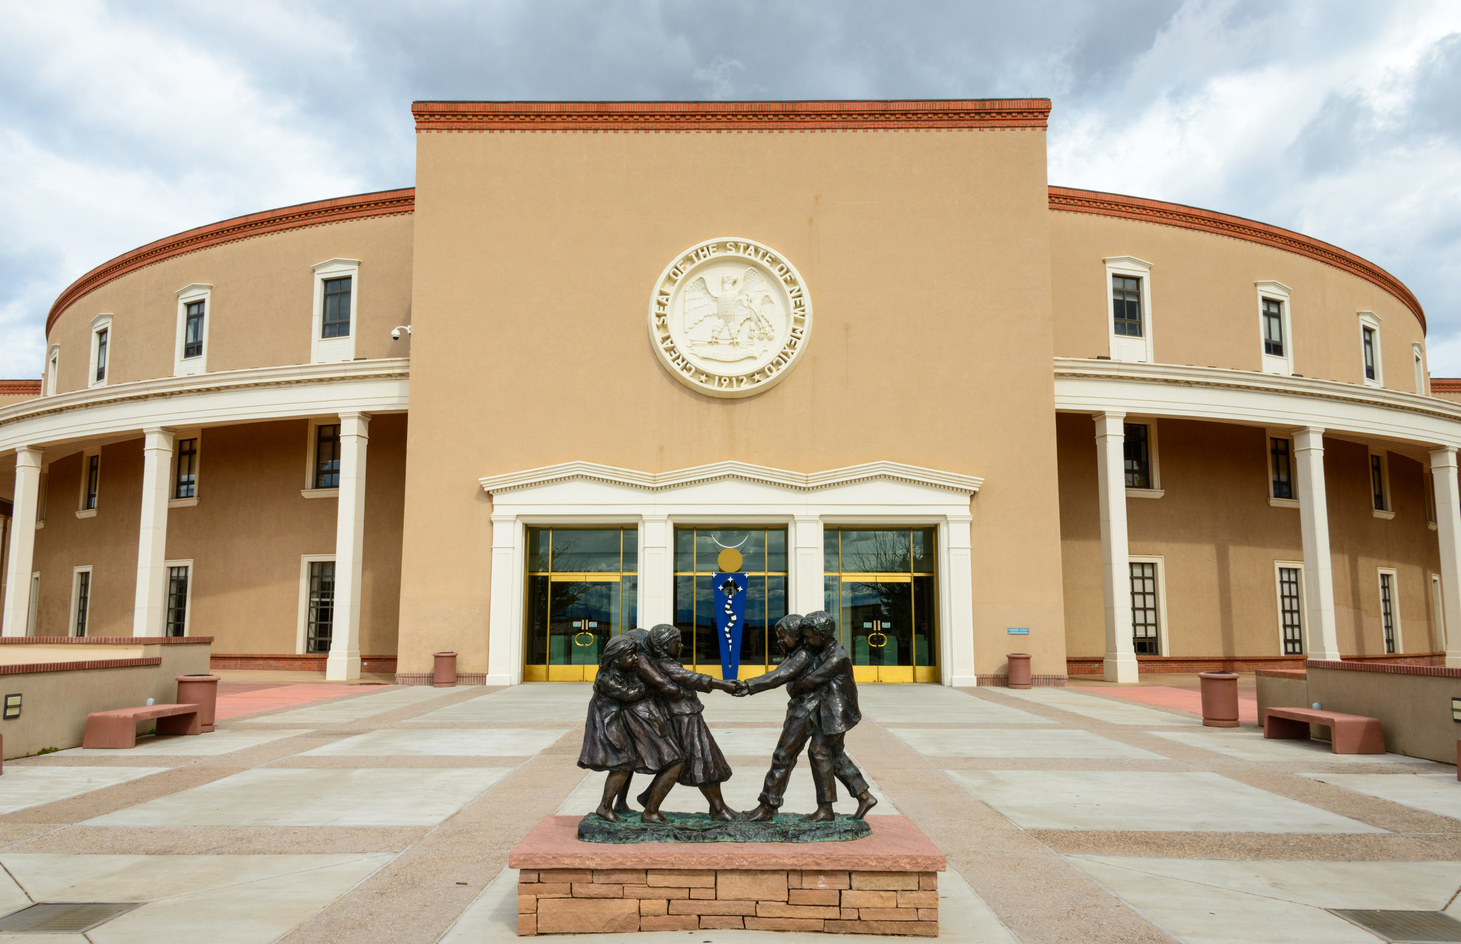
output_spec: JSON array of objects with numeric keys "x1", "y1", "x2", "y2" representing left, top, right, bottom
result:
[
  {"x1": 1263, "y1": 706, "x2": 1384, "y2": 754},
  {"x1": 83, "y1": 703, "x2": 201, "y2": 749}
]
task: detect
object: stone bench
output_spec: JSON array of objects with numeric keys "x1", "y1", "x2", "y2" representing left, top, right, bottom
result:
[
  {"x1": 1262, "y1": 706, "x2": 1384, "y2": 754},
  {"x1": 82, "y1": 703, "x2": 201, "y2": 749}
]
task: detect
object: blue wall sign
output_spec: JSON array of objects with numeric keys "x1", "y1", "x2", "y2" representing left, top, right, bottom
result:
[
  {"x1": 1007, "y1": 627, "x2": 1030, "y2": 635},
  {"x1": 713, "y1": 572, "x2": 747, "y2": 680}
]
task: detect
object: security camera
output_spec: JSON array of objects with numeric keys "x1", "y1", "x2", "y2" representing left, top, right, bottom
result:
[{"x1": 391, "y1": 325, "x2": 411, "y2": 341}]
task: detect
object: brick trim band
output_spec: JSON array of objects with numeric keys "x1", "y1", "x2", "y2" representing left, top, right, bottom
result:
[
  {"x1": 1049, "y1": 186, "x2": 1425, "y2": 333},
  {"x1": 0, "y1": 657, "x2": 160, "y2": 675},
  {"x1": 1069, "y1": 653, "x2": 1442, "y2": 674},
  {"x1": 1306, "y1": 658, "x2": 1461, "y2": 678},
  {"x1": 412, "y1": 99, "x2": 1051, "y2": 133},
  {"x1": 1431, "y1": 378, "x2": 1461, "y2": 393},
  {"x1": 47, "y1": 188, "x2": 416, "y2": 335},
  {"x1": 0, "y1": 381, "x2": 40, "y2": 396},
  {"x1": 0, "y1": 635, "x2": 212, "y2": 644},
  {"x1": 209, "y1": 653, "x2": 397, "y2": 673}
]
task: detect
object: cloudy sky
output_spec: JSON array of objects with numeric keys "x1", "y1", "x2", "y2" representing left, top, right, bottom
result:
[{"x1": 2, "y1": 0, "x2": 1459, "y2": 378}]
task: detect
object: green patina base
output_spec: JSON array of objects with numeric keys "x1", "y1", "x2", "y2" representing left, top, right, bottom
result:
[{"x1": 576, "y1": 811, "x2": 871, "y2": 844}]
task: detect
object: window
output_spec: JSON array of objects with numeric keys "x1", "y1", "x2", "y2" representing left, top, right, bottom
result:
[
  {"x1": 174, "y1": 283, "x2": 211, "y2": 376},
  {"x1": 1431, "y1": 573, "x2": 1445, "y2": 652},
  {"x1": 305, "y1": 560, "x2": 335, "y2": 653},
  {"x1": 45, "y1": 346, "x2": 58, "y2": 397},
  {"x1": 1378, "y1": 570, "x2": 1400, "y2": 654},
  {"x1": 1426, "y1": 471, "x2": 1437, "y2": 527},
  {"x1": 1124, "y1": 423, "x2": 1153, "y2": 489},
  {"x1": 88, "y1": 314, "x2": 112, "y2": 388},
  {"x1": 1270, "y1": 436, "x2": 1294, "y2": 501},
  {"x1": 173, "y1": 437, "x2": 198, "y2": 500},
  {"x1": 1129, "y1": 560, "x2": 1161, "y2": 655},
  {"x1": 1277, "y1": 564, "x2": 1303, "y2": 655},
  {"x1": 1369, "y1": 450, "x2": 1393, "y2": 518},
  {"x1": 1358, "y1": 311, "x2": 1382, "y2": 385},
  {"x1": 313, "y1": 423, "x2": 340, "y2": 489},
  {"x1": 1414, "y1": 343, "x2": 1426, "y2": 394},
  {"x1": 1105, "y1": 256, "x2": 1154, "y2": 363},
  {"x1": 71, "y1": 567, "x2": 92, "y2": 637},
  {"x1": 1256, "y1": 281, "x2": 1294, "y2": 375},
  {"x1": 78, "y1": 450, "x2": 100, "y2": 515},
  {"x1": 165, "y1": 563, "x2": 191, "y2": 637},
  {"x1": 311, "y1": 259, "x2": 360, "y2": 363}
]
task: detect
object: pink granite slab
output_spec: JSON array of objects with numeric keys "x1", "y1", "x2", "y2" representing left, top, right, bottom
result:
[{"x1": 509, "y1": 815, "x2": 946, "y2": 871}]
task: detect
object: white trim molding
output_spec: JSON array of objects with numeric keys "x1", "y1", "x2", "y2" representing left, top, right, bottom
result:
[
  {"x1": 1256, "y1": 280, "x2": 1294, "y2": 376},
  {"x1": 88, "y1": 314, "x2": 112, "y2": 389},
  {"x1": 1105, "y1": 255, "x2": 1154, "y2": 364},
  {"x1": 481, "y1": 460, "x2": 980, "y2": 688},
  {"x1": 174, "y1": 283, "x2": 212, "y2": 377},
  {"x1": 1358, "y1": 311, "x2": 1382, "y2": 387},
  {"x1": 44, "y1": 346, "x2": 59, "y2": 397},
  {"x1": 1414, "y1": 343, "x2": 1428, "y2": 395},
  {"x1": 311, "y1": 258, "x2": 359, "y2": 364}
]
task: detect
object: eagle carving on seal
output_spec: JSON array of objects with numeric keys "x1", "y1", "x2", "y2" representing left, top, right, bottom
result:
[{"x1": 681, "y1": 267, "x2": 779, "y2": 362}]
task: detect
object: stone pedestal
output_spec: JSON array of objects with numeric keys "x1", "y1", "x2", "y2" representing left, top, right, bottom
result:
[{"x1": 509, "y1": 815, "x2": 945, "y2": 937}]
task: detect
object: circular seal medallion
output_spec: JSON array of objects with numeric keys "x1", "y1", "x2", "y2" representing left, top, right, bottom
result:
[{"x1": 648, "y1": 237, "x2": 812, "y2": 398}]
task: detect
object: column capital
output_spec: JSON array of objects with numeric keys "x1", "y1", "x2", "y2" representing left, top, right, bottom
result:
[
  {"x1": 14, "y1": 446, "x2": 42, "y2": 468},
  {"x1": 1429, "y1": 446, "x2": 1459, "y2": 469},
  {"x1": 1093, "y1": 412, "x2": 1127, "y2": 436}
]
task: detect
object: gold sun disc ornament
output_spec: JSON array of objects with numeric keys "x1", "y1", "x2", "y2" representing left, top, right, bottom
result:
[{"x1": 717, "y1": 548, "x2": 744, "y2": 573}]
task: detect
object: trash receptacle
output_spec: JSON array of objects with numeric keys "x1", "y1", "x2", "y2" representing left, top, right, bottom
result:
[
  {"x1": 1198, "y1": 671, "x2": 1240, "y2": 727},
  {"x1": 1006, "y1": 653, "x2": 1032, "y2": 689},
  {"x1": 175, "y1": 674, "x2": 221, "y2": 732},
  {"x1": 433, "y1": 651, "x2": 458, "y2": 688}
]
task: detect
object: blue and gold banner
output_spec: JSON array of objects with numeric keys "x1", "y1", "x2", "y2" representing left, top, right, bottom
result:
[{"x1": 712, "y1": 571, "x2": 747, "y2": 680}]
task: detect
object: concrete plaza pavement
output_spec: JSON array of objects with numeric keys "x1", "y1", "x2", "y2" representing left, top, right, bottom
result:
[{"x1": 0, "y1": 679, "x2": 1455, "y2": 942}]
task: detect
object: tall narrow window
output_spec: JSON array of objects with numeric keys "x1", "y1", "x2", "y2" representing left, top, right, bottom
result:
[
  {"x1": 173, "y1": 438, "x2": 197, "y2": 499},
  {"x1": 1362, "y1": 325, "x2": 1379, "y2": 382},
  {"x1": 322, "y1": 277, "x2": 352, "y2": 338},
  {"x1": 1262, "y1": 298, "x2": 1285, "y2": 356},
  {"x1": 1270, "y1": 437, "x2": 1293, "y2": 500},
  {"x1": 94, "y1": 328, "x2": 108, "y2": 382},
  {"x1": 1415, "y1": 344, "x2": 1426, "y2": 394},
  {"x1": 1130, "y1": 561, "x2": 1160, "y2": 655},
  {"x1": 165, "y1": 565, "x2": 189, "y2": 637},
  {"x1": 83, "y1": 454, "x2": 100, "y2": 511},
  {"x1": 306, "y1": 560, "x2": 335, "y2": 653},
  {"x1": 1124, "y1": 423, "x2": 1151, "y2": 489},
  {"x1": 1278, "y1": 566, "x2": 1303, "y2": 654},
  {"x1": 46, "y1": 347, "x2": 58, "y2": 396},
  {"x1": 73, "y1": 570, "x2": 91, "y2": 637},
  {"x1": 314, "y1": 424, "x2": 340, "y2": 489},
  {"x1": 1370, "y1": 454, "x2": 1388, "y2": 512},
  {"x1": 1112, "y1": 275, "x2": 1143, "y2": 337},
  {"x1": 183, "y1": 300, "x2": 205, "y2": 359},
  {"x1": 1426, "y1": 472, "x2": 1437, "y2": 525},
  {"x1": 1379, "y1": 571, "x2": 1398, "y2": 654}
]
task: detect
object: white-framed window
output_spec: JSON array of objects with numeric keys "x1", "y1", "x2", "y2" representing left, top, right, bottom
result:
[
  {"x1": 1255, "y1": 281, "x2": 1294, "y2": 375},
  {"x1": 1128, "y1": 556, "x2": 1168, "y2": 655},
  {"x1": 1431, "y1": 572, "x2": 1445, "y2": 652},
  {"x1": 174, "y1": 283, "x2": 212, "y2": 376},
  {"x1": 170, "y1": 429, "x2": 201, "y2": 507},
  {"x1": 26, "y1": 573, "x2": 39, "y2": 636},
  {"x1": 1414, "y1": 343, "x2": 1427, "y2": 395},
  {"x1": 1358, "y1": 311, "x2": 1382, "y2": 386},
  {"x1": 36, "y1": 468, "x2": 48, "y2": 529},
  {"x1": 1105, "y1": 256, "x2": 1154, "y2": 363},
  {"x1": 302, "y1": 418, "x2": 341, "y2": 498},
  {"x1": 1267, "y1": 432, "x2": 1299, "y2": 508},
  {"x1": 1425, "y1": 470, "x2": 1438, "y2": 529},
  {"x1": 70, "y1": 565, "x2": 92, "y2": 637},
  {"x1": 1274, "y1": 561, "x2": 1305, "y2": 655},
  {"x1": 76, "y1": 448, "x2": 100, "y2": 517},
  {"x1": 311, "y1": 259, "x2": 359, "y2": 364},
  {"x1": 297, "y1": 555, "x2": 336, "y2": 654},
  {"x1": 1377, "y1": 568, "x2": 1401, "y2": 654},
  {"x1": 88, "y1": 314, "x2": 112, "y2": 388},
  {"x1": 164, "y1": 559, "x2": 193, "y2": 637},
  {"x1": 1124, "y1": 419, "x2": 1162, "y2": 497},
  {"x1": 44, "y1": 346, "x2": 59, "y2": 397},
  {"x1": 1369, "y1": 448, "x2": 1393, "y2": 519}
]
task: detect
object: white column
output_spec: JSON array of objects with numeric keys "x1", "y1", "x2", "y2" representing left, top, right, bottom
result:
[
  {"x1": 639, "y1": 515, "x2": 672, "y2": 626},
  {"x1": 132, "y1": 428, "x2": 174, "y2": 636},
  {"x1": 1429, "y1": 447, "x2": 1461, "y2": 668},
  {"x1": 325, "y1": 412, "x2": 369, "y2": 681},
  {"x1": 1294, "y1": 427, "x2": 1341, "y2": 660},
  {"x1": 791, "y1": 515, "x2": 824, "y2": 616},
  {"x1": 1095, "y1": 412, "x2": 1138, "y2": 682},
  {"x1": 1, "y1": 448, "x2": 42, "y2": 637},
  {"x1": 945, "y1": 513, "x2": 977, "y2": 687},
  {"x1": 487, "y1": 512, "x2": 518, "y2": 686}
]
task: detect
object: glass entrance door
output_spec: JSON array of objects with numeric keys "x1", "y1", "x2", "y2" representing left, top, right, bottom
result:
[
  {"x1": 547, "y1": 577, "x2": 620, "y2": 681},
  {"x1": 523, "y1": 527, "x2": 637, "y2": 681},
  {"x1": 842, "y1": 576, "x2": 913, "y2": 682},
  {"x1": 824, "y1": 527, "x2": 939, "y2": 683}
]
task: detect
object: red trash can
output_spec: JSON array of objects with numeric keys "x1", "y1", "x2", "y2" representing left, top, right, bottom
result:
[
  {"x1": 1198, "y1": 671, "x2": 1240, "y2": 727},
  {"x1": 433, "y1": 651, "x2": 458, "y2": 688},
  {"x1": 1006, "y1": 653, "x2": 1032, "y2": 689},
  {"x1": 175, "y1": 674, "x2": 221, "y2": 732}
]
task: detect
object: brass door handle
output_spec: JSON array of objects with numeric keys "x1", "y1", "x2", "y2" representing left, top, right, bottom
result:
[
  {"x1": 573, "y1": 632, "x2": 596, "y2": 647},
  {"x1": 868, "y1": 632, "x2": 888, "y2": 648}
]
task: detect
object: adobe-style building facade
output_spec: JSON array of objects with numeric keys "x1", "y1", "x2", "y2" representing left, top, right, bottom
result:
[{"x1": 7, "y1": 99, "x2": 1460, "y2": 686}]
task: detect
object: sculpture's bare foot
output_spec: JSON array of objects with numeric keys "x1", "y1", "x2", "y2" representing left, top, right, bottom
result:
[
  {"x1": 708, "y1": 806, "x2": 739, "y2": 822},
  {"x1": 741, "y1": 804, "x2": 777, "y2": 822},
  {"x1": 853, "y1": 792, "x2": 878, "y2": 820},
  {"x1": 613, "y1": 799, "x2": 634, "y2": 814},
  {"x1": 634, "y1": 790, "x2": 651, "y2": 809},
  {"x1": 593, "y1": 805, "x2": 621, "y2": 822},
  {"x1": 640, "y1": 810, "x2": 669, "y2": 825},
  {"x1": 805, "y1": 805, "x2": 836, "y2": 822}
]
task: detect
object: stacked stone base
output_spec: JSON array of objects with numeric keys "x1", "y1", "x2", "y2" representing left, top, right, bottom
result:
[{"x1": 509, "y1": 815, "x2": 945, "y2": 937}]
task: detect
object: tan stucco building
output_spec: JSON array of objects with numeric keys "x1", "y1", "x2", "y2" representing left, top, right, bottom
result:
[{"x1": 8, "y1": 99, "x2": 1461, "y2": 686}]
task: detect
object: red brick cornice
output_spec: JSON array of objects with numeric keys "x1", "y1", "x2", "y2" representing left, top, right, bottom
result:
[
  {"x1": 1049, "y1": 186, "x2": 1426, "y2": 333},
  {"x1": 47, "y1": 189, "x2": 416, "y2": 337},
  {"x1": 412, "y1": 99, "x2": 1051, "y2": 133},
  {"x1": 1429, "y1": 378, "x2": 1461, "y2": 393},
  {"x1": 0, "y1": 381, "x2": 40, "y2": 396}
]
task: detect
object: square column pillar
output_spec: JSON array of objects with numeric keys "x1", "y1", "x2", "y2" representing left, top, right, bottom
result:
[
  {"x1": 2, "y1": 447, "x2": 42, "y2": 637},
  {"x1": 1095, "y1": 412, "x2": 1138, "y2": 683},
  {"x1": 133, "y1": 429, "x2": 174, "y2": 637},
  {"x1": 638, "y1": 515, "x2": 672, "y2": 627},
  {"x1": 791, "y1": 515, "x2": 824, "y2": 616},
  {"x1": 326, "y1": 412, "x2": 369, "y2": 681},
  {"x1": 487, "y1": 512, "x2": 518, "y2": 686},
  {"x1": 1429, "y1": 447, "x2": 1461, "y2": 667},
  {"x1": 1294, "y1": 427, "x2": 1341, "y2": 660},
  {"x1": 945, "y1": 513, "x2": 977, "y2": 687}
]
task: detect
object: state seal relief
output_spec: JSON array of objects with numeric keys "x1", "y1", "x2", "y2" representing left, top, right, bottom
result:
[{"x1": 649, "y1": 238, "x2": 813, "y2": 398}]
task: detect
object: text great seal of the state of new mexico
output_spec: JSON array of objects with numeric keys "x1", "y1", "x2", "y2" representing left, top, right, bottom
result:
[{"x1": 648, "y1": 238, "x2": 812, "y2": 399}]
